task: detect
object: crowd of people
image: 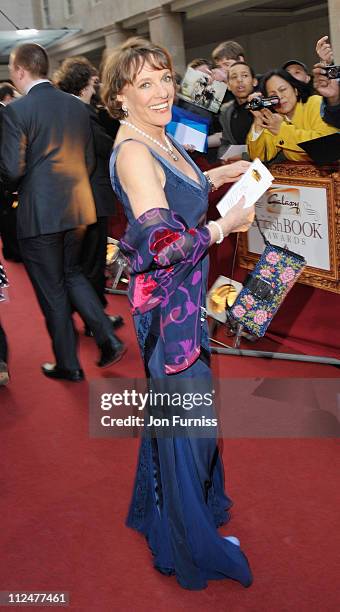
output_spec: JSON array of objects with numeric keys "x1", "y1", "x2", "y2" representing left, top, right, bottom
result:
[
  {"x1": 0, "y1": 45, "x2": 126, "y2": 384},
  {"x1": 0, "y1": 30, "x2": 339, "y2": 591},
  {"x1": 174, "y1": 36, "x2": 339, "y2": 163},
  {"x1": 0, "y1": 35, "x2": 339, "y2": 387}
]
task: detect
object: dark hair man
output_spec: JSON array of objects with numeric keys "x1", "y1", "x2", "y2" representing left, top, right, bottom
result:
[
  {"x1": 54, "y1": 56, "x2": 124, "y2": 334},
  {"x1": 218, "y1": 62, "x2": 257, "y2": 159},
  {"x1": 0, "y1": 43, "x2": 125, "y2": 381}
]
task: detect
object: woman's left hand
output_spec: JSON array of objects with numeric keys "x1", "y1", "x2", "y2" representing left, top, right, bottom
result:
[
  {"x1": 206, "y1": 160, "x2": 251, "y2": 190},
  {"x1": 259, "y1": 109, "x2": 283, "y2": 135},
  {"x1": 222, "y1": 160, "x2": 251, "y2": 182}
]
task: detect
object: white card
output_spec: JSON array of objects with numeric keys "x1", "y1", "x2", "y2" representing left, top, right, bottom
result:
[
  {"x1": 174, "y1": 123, "x2": 207, "y2": 152},
  {"x1": 220, "y1": 144, "x2": 248, "y2": 160},
  {"x1": 216, "y1": 158, "x2": 274, "y2": 216}
]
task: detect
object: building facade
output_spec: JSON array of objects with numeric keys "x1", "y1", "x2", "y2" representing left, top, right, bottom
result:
[{"x1": 1, "y1": 0, "x2": 339, "y2": 79}]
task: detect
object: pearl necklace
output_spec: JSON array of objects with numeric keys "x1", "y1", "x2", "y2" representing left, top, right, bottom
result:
[{"x1": 120, "y1": 119, "x2": 179, "y2": 162}]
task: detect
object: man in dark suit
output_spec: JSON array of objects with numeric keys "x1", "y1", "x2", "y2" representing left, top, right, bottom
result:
[
  {"x1": 53, "y1": 57, "x2": 123, "y2": 333},
  {"x1": 82, "y1": 101, "x2": 125, "y2": 331},
  {"x1": 0, "y1": 43, "x2": 125, "y2": 381},
  {"x1": 0, "y1": 82, "x2": 21, "y2": 262},
  {"x1": 0, "y1": 83, "x2": 18, "y2": 385}
]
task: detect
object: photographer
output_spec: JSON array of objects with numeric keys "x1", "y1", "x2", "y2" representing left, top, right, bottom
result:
[
  {"x1": 313, "y1": 36, "x2": 340, "y2": 129},
  {"x1": 247, "y1": 68, "x2": 337, "y2": 162},
  {"x1": 176, "y1": 58, "x2": 227, "y2": 161}
]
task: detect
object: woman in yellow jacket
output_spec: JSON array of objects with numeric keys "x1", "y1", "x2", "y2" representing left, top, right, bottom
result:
[{"x1": 247, "y1": 68, "x2": 337, "y2": 162}]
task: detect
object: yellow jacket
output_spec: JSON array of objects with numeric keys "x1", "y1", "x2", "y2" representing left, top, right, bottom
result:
[{"x1": 247, "y1": 95, "x2": 338, "y2": 162}]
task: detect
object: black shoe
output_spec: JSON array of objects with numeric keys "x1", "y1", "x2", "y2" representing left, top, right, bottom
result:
[
  {"x1": 97, "y1": 337, "x2": 126, "y2": 368},
  {"x1": 41, "y1": 363, "x2": 85, "y2": 382},
  {"x1": 109, "y1": 314, "x2": 124, "y2": 329},
  {"x1": 0, "y1": 361, "x2": 9, "y2": 386},
  {"x1": 84, "y1": 315, "x2": 124, "y2": 337}
]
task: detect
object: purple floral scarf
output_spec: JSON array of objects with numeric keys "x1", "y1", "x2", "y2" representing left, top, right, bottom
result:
[{"x1": 119, "y1": 208, "x2": 210, "y2": 374}]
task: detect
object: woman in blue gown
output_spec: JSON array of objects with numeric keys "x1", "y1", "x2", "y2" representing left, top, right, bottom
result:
[{"x1": 102, "y1": 37, "x2": 255, "y2": 591}]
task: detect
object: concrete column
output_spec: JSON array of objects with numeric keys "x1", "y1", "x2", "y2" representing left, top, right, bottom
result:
[
  {"x1": 147, "y1": 7, "x2": 186, "y2": 75},
  {"x1": 48, "y1": 57, "x2": 61, "y2": 80},
  {"x1": 328, "y1": 0, "x2": 340, "y2": 62},
  {"x1": 103, "y1": 25, "x2": 129, "y2": 51},
  {"x1": 101, "y1": 24, "x2": 131, "y2": 66}
]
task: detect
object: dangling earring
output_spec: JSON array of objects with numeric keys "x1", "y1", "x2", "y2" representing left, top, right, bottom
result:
[{"x1": 122, "y1": 103, "x2": 128, "y2": 117}]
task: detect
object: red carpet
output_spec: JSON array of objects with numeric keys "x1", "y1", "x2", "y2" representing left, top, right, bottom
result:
[{"x1": 1, "y1": 259, "x2": 340, "y2": 611}]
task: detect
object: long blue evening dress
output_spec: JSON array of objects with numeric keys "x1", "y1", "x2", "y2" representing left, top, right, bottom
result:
[{"x1": 110, "y1": 137, "x2": 252, "y2": 590}]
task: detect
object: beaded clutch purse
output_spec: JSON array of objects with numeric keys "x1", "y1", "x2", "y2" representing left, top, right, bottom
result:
[{"x1": 226, "y1": 223, "x2": 306, "y2": 339}]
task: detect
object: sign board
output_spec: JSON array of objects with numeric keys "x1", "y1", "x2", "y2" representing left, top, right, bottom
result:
[{"x1": 238, "y1": 163, "x2": 340, "y2": 293}]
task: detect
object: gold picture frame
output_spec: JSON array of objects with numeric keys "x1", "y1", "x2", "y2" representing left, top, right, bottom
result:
[{"x1": 238, "y1": 162, "x2": 340, "y2": 294}]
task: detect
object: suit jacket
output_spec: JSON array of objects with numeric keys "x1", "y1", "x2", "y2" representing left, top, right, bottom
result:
[
  {"x1": 86, "y1": 104, "x2": 116, "y2": 218},
  {"x1": 0, "y1": 82, "x2": 96, "y2": 239}
]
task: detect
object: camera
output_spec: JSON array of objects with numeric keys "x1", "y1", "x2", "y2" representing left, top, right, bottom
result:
[
  {"x1": 324, "y1": 65, "x2": 340, "y2": 79},
  {"x1": 245, "y1": 96, "x2": 280, "y2": 111}
]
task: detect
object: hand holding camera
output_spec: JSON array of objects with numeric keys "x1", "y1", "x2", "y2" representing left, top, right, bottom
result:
[
  {"x1": 245, "y1": 95, "x2": 279, "y2": 111},
  {"x1": 247, "y1": 92, "x2": 283, "y2": 135},
  {"x1": 313, "y1": 62, "x2": 340, "y2": 105},
  {"x1": 257, "y1": 109, "x2": 283, "y2": 135},
  {"x1": 323, "y1": 65, "x2": 340, "y2": 80}
]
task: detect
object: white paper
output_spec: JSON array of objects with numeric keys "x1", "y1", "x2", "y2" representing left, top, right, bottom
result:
[
  {"x1": 217, "y1": 158, "x2": 274, "y2": 216},
  {"x1": 220, "y1": 144, "x2": 248, "y2": 160},
  {"x1": 174, "y1": 123, "x2": 207, "y2": 152}
]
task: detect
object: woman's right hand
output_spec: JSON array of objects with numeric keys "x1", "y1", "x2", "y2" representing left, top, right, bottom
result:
[{"x1": 219, "y1": 196, "x2": 255, "y2": 236}]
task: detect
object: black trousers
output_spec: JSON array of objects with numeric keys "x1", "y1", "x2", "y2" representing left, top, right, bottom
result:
[
  {"x1": 80, "y1": 217, "x2": 108, "y2": 307},
  {"x1": 0, "y1": 321, "x2": 7, "y2": 362},
  {"x1": 0, "y1": 202, "x2": 21, "y2": 261},
  {"x1": 19, "y1": 227, "x2": 113, "y2": 370}
]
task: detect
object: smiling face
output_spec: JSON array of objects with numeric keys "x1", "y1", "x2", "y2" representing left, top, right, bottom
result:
[
  {"x1": 118, "y1": 60, "x2": 174, "y2": 129},
  {"x1": 265, "y1": 75, "x2": 298, "y2": 118},
  {"x1": 228, "y1": 63, "x2": 257, "y2": 103}
]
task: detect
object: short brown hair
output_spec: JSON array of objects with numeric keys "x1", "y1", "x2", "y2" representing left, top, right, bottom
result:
[
  {"x1": 101, "y1": 37, "x2": 173, "y2": 119},
  {"x1": 53, "y1": 57, "x2": 96, "y2": 96},
  {"x1": 188, "y1": 58, "x2": 213, "y2": 71},
  {"x1": 11, "y1": 43, "x2": 49, "y2": 78},
  {"x1": 212, "y1": 40, "x2": 245, "y2": 63}
]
